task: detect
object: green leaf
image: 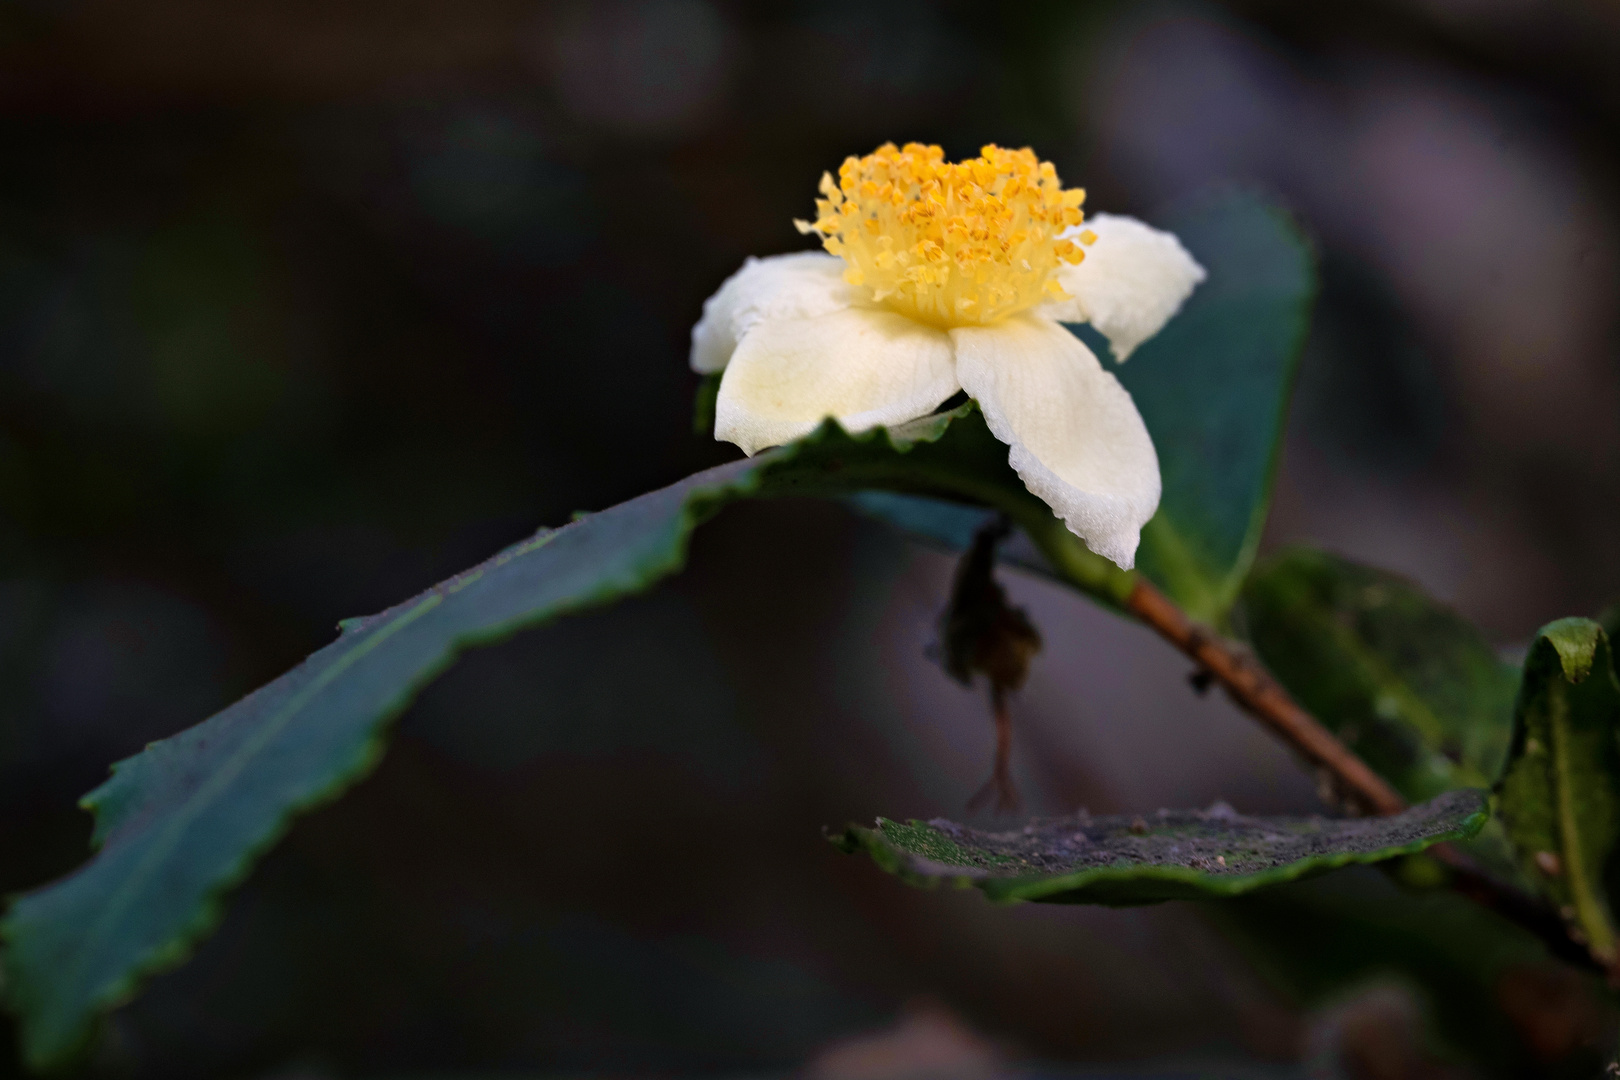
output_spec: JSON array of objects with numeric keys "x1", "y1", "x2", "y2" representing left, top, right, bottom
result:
[
  {"x1": 1497, "y1": 618, "x2": 1620, "y2": 966},
  {"x1": 852, "y1": 191, "x2": 1317, "y2": 624},
  {"x1": 0, "y1": 403, "x2": 1131, "y2": 1071},
  {"x1": 1108, "y1": 190, "x2": 1316, "y2": 623},
  {"x1": 832, "y1": 789, "x2": 1486, "y2": 906},
  {"x1": 1240, "y1": 548, "x2": 1518, "y2": 803}
]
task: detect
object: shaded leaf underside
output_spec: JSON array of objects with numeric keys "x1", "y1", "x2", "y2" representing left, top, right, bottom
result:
[{"x1": 834, "y1": 789, "x2": 1487, "y2": 906}]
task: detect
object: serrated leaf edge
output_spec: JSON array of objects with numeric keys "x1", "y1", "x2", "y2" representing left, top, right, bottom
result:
[{"x1": 0, "y1": 403, "x2": 1009, "y2": 1070}]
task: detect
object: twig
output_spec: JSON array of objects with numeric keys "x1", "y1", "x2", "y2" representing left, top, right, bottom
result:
[
  {"x1": 1123, "y1": 577, "x2": 1603, "y2": 974},
  {"x1": 1124, "y1": 578, "x2": 1406, "y2": 816}
]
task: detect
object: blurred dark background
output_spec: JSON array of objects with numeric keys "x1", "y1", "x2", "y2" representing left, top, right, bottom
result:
[{"x1": 2, "y1": 0, "x2": 1619, "y2": 1076}]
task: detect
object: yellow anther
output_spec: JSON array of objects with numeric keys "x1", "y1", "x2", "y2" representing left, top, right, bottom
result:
[
  {"x1": 799, "y1": 141, "x2": 1089, "y2": 326},
  {"x1": 1079, "y1": 229, "x2": 1097, "y2": 245}
]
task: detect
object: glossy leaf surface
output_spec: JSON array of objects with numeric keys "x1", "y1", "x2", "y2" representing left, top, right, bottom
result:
[
  {"x1": 833, "y1": 789, "x2": 1485, "y2": 906},
  {"x1": 1107, "y1": 190, "x2": 1315, "y2": 623}
]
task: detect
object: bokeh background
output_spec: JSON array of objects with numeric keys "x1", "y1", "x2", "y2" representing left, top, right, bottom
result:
[{"x1": 2, "y1": 0, "x2": 1619, "y2": 1076}]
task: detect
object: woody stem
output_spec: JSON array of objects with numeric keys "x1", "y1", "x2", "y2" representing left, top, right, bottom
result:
[{"x1": 1123, "y1": 578, "x2": 1406, "y2": 816}]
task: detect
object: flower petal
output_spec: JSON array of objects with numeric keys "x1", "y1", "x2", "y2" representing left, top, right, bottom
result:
[
  {"x1": 715, "y1": 306, "x2": 958, "y2": 456},
  {"x1": 951, "y1": 316, "x2": 1160, "y2": 569},
  {"x1": 690, "y1": 252, "x2": 857, "y2": 374},
  {"x1": 1039, "y1": 214, "x2": 1206, "y2": 361}
]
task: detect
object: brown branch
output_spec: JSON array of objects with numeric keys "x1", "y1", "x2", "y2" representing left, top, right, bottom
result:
[
  {"x1": 1123, "y1": 577, "x2": 1604, "y2": 975},
  {"x1": 1124, "y1": 578, "x2": 1406, "y2": 816}
]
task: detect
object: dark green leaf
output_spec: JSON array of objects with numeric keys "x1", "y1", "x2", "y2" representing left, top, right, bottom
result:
[
  {"x1": 832, "y1": 789, "x2": 1485, "y2": 906},
  {"x1": 0, "y1": 403, "x2": 1131, "y2": 1071},
  {"x1": 1107, "y1": 190, "x2": 1316, "y2": 623},
  {"x1": 1241, "y1": 547, "x2": 1518, "y2": 803},
  {"x1": 852, "y1": 191, "x2": 1317, "y2": 624},
  {"x1": 1497, "y1": 618, "x2": 1620, "y2": 967}
]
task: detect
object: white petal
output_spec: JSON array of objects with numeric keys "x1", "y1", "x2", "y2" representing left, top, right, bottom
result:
[
  {"x1": 690, "y1": 251, "x2": 856, "y2": 374},
  {"x1": 715, "y1": 306, "x2": 959, "y2": 456},
  {"x1": 951, "y1": 316, "x2": 1160, "y2": 569},
  {"x1": 1039, "y1": 213, "x2": 1206, "y2": 361}
]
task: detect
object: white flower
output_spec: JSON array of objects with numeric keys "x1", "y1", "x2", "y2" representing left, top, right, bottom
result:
[{"x1": 690, "y1": 143, "x2": 1204, "y2": 569}]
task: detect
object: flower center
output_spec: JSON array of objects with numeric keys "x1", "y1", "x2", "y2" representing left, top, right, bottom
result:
[{"x1": 796, "y1": 142, "x2": 1094, "y2": 328}]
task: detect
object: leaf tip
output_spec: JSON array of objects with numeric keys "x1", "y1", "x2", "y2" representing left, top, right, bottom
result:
[
  {"x1": 1537, "y1": 617, "x2": 1606, "y2": 683},
  {"x1": 823, "y1": 825, "x2": 864, "y2": 855}
]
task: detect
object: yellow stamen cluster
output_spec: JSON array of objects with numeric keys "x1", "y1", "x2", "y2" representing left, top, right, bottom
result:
[{"x1": 795, "y1": 142, "x2": 1093, "y2": 327}]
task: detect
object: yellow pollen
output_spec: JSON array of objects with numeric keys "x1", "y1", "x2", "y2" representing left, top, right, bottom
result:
[{"x1": 794, "y1": 142, "x2": 1087, "y2": 327}]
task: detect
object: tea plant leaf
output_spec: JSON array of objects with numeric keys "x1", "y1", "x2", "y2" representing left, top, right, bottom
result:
[
  {"x1": 1107, "y1": 190, "x2": 1315, "y2": 623},
  {"x1": 1241, "y1": 548, "x2": 1518, "y2": 803},
  {"x1": 854, "y1": 191, "x2": 1316, "y2": 624},
  {"x1": 1, "y1": 402, "x2": 1133, "y2": 1071},
  {"x1": 832, "y1": 789, "x2": 1486, "y2": 906},
  {"x1": 1497, "y1": 618, "x2": 1620, "y2": 967}
]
